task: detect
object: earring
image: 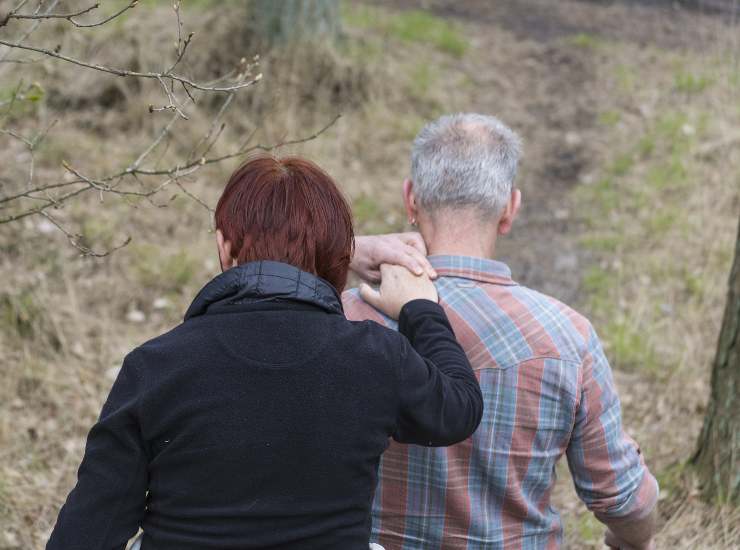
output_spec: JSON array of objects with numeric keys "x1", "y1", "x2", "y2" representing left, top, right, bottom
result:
[{"x1": 409, "y1": 218, "x2": 417, "y2": 227}]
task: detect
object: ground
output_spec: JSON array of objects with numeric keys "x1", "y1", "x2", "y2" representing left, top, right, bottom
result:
[{"x1": 0, "y1": 0, "x2": 739, "y2": 548}]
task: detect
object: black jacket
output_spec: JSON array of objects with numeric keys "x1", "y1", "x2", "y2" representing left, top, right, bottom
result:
[{"x1": 47, "y1": 261, "x2": 483, "y2": 550}]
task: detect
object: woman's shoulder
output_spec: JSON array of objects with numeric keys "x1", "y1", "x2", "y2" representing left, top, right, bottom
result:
[
  {"x1": 329, "y1": 311, "x2": 406, "y2": 369},
  {"x1": 124, "y1": 320, "x2": 206, "y2": 372}
]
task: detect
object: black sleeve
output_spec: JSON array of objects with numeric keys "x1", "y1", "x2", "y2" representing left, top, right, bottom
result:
[
  {"x1": 47, "y1": 352, "x2": 148, "y2": 550},
  {"x1": 393, "y1": 299, "x2": 483, "y2": 446}
]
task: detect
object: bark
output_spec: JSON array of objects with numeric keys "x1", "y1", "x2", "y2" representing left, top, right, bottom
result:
[
  {"x1": 692, "y1": 217, "x2": 740, "y2": 503},
  {"x1": 247, "y1": 0, "x2": 340, "y2": 47}
]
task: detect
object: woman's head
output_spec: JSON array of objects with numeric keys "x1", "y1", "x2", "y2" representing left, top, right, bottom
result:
[{"x1": 215, "y1": 156, "x2": 354, "y2": 292}]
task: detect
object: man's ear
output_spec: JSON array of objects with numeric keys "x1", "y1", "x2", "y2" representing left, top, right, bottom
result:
[
  {"x1": 402, "y1": 179, "x2": 418, "y2": 226},
  {"x1": 216, "y1": 229, "x2": 236, "y2": 272},
  {"x1": 498, "y1": 188, "x2": 521, "y2": 236}
]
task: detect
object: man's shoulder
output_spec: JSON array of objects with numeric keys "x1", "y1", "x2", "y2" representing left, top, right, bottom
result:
[
  {"x1": 503, "y1": 283, "x2": 596, "y2": 360},
  {"x1": 512, "y1": 284, "x2": 592, "y2": 334}
]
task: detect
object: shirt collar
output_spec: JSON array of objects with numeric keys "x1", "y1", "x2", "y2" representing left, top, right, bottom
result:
[{"x1": 428, "y1": 255, "x2": 516, "y2": 286}]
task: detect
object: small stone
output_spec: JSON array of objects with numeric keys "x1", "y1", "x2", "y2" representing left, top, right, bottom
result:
[
  {"x1": 565, "y1": 132, "x2": 581, "y2": 146},
  {"x1": 70, "y1": 341, "x2": 86, "y2": 358},
  {"x1": 63, "y1": 438, "x2": 84, "y2": 455},
  {"x1": 37, "y1": 219, "x2": 55, "y2": 235},
  {"x1": 203, "y1": 258, "x2": 217, "y2": 272},
  {"x1": 153, "y1": 297, "x2": 170, "y2": 310},
  {"x1": 3, "y1": 531, "x2": 18, "y2": 546},
  {"x1": 126, "y1": 309, "x2": 146, "y2": 323}
]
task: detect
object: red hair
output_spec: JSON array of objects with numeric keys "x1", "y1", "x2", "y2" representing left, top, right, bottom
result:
[{"x1": 215, "y1": 156, "x2": 354, "y2": 292}]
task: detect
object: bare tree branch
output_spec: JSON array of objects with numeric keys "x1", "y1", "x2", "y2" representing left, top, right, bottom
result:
[
  {"x1": 0, "y1": 37, "x2": 263, "y2": 93},
  {"x1": 0, "y1": 1, "x2": 340, "y2": 257},
  {"x1": 1, "y1": 1, "x2": 139, "y2": 30},
  {"x1": 39, "y1": 210, "x2": 131, "y2": 257}
]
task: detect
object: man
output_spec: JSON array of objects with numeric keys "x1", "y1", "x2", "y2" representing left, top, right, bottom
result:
[{"x1": 345, "y1": 113, "x2": 658, "y2": 549}]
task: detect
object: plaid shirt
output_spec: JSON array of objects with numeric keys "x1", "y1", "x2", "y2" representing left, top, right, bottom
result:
[{"x1": 343, "y1": 255, "x2": 658, "y2": 550}]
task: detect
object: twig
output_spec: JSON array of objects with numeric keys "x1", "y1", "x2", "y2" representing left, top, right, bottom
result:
[
  {"x1": 0, "y1": 38, "x2": 262, "y2": 93},
  {"x1": 39, "y1": 210, "x2": 131, "y2": 257},
  {"x1": 1, "y1": 1, "x2": 139, "y2": 29}
]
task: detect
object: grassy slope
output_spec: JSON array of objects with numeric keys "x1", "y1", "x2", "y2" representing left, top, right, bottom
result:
[
  {"x1": 564, "y1": 33, "x2": 740, "y2": 548},
  {"x1": 1, "y1": 1, "x2": 739, "y2": 548}
]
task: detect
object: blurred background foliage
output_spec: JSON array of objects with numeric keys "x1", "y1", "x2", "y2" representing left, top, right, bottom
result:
[{"x1": 0, "y1": 0, "x2": 739, "y2": 548}]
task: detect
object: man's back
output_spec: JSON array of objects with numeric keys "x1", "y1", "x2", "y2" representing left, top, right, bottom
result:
[{"x1": 343, "y1": 255, "x2": 658, "y2": 549}]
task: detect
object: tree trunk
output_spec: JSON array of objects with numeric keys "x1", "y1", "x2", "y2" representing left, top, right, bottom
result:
[
  {"x1": 692, "y1": 216, "x2": 740, "y2": 503},
  {"x1": 247, "y1": 0, "x2": 340, "y2": 47}
]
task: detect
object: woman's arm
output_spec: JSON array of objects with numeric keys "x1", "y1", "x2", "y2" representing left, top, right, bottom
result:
[
  {"x1": 47, "y1": 353, "x2": 148, "y2": 550},
  {"x1": 393, "y1": 299, "x2": 484, "y2": 445},
  {"x1": 360, "y1": 265, "x2": 483, "y2": 446}
]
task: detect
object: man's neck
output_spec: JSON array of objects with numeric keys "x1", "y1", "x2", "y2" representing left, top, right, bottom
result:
[
  {"x1": 426, "y1": 238, "x2": 496, "y2": 259},
  {"x1": 421, "y1": 211, "x2": 499, "y2": 259}
]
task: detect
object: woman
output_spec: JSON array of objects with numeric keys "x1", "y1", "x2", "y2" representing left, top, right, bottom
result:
[{"x1": 47, "y1": 156, "x2": 483, "y2": 550}]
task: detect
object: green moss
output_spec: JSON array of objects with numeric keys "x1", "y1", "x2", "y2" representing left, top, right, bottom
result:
[
  {"x1": 410, "y1": 64, "x2": 436, "y2": 97},
  {"x1": 609, "y1": 152, "x2": 634, "y2": 177},
  {"x1": 344, "y1": 4, "x2": 468, "y2": 57},
  {"x1": 648, "y1": 209, "x2": 677, "y2": 234},
  {"x1": 342, "y1": 3, "x2": 378, "y2": 28},
  {"x1": 656, "y1": 112, "x2": 690, "y2": 141},
  {"x1": 674, "y1": 71, "x2": 713, "y2": 95},
  {"x1": 130, "y1": 244, "x2": 197, "y2": 292},
  {"x1": 683, "y1": 270, "x2": 704, "y2": 299},
  {"x1": 80, "y1": 217, "x2": 117, "y2": 250},
  {"x1": 575, "y1": 512, "x2": 603, "y2": 544},
  {"x1": 0, "y1": 290, "x2": 41, "y2": 339},
  {"x1": 582, "y1": 266, "x2": 619, "y2": 319},
  {"x1": 583, "y1": 265, "x2": 617, "y2": 297},
  {"x1": 592, "y1": 177, "x2": 621, "y2": 209},
  {"x1": 0, "y1": 474, "x2": 10, "y2": 517},
  {"x1": 615, "y1": 63, "x2": 636, "y2": 93},
  {"x1": 580, "y1": 234, "x2": 622, "y2": 253},
  {"x1": 636, "y1": 135, "x2": 655, "y2": 158},
  {"x1": 656, "y1": 461, "x2": 687, "y2": 500},
  {"x1": 603, "y1": 319, "x2": 659, "y2": 373},
  {"x1": 568, "y1": 33, "x2": 603, "y2": 50},
  {"x1": 598, "y1": 110, "x2": 621, "y2": 127},
  {"x1": 0, "y1": 82, "x2": 44, "y2": 119},
  {"x1": 646, "y1": 159, "x2": 687, "y2": 190},
  {"x1": 352, "y1": 194, "x2": 382, "y2": 224},
  {"x1": 388, "y1": 10, "x2": 468, "y2": 56}
]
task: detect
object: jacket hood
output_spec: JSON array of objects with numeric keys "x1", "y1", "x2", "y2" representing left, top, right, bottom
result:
[{"x1": 184, "y1": 260, "x2": 343, "y2": 320}]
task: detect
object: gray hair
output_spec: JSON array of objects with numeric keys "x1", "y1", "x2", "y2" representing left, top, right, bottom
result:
[{"x1": 410, "y1": 113, "x2": 522, "y2": 216}]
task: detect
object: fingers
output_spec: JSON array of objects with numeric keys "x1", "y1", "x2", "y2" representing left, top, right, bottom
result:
[
  {"x1": 379, "y1": 246, "x2": 424, "y2": 277},
  {"x1": 364, "y1": 269, "x2": 381, "y2": 284},
  {"x1": 399, "y1": 232, "x2": 428, "y2": 255},
  {"x1": 396, "y1": 233, "x2": 436, "y2": 279},
  {"x1": 401, "y1": 244, "x2": 437, "y2": 279},
  {"x1": 352, "y1": 233, "x2": 436, "y2": 280},
  {"x1": 359, "y1": 283, "x2": 382, "y2": 310}
]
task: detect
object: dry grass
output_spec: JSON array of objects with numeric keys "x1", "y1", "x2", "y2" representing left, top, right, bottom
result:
[
  {"x1": 553, "y1": 19, "x2": 740, "y2": 550},
  {"x1": 1, "y1": 1, "x2": 739, "y2": 548}
]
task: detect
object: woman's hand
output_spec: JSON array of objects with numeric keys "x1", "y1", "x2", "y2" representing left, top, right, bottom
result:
[
  {"x1": 351, "y1": 233, "x2": 437, "y2": 283},
  {"x1": 359, "y1": 264, "x2": 438, "y2": 320}
]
